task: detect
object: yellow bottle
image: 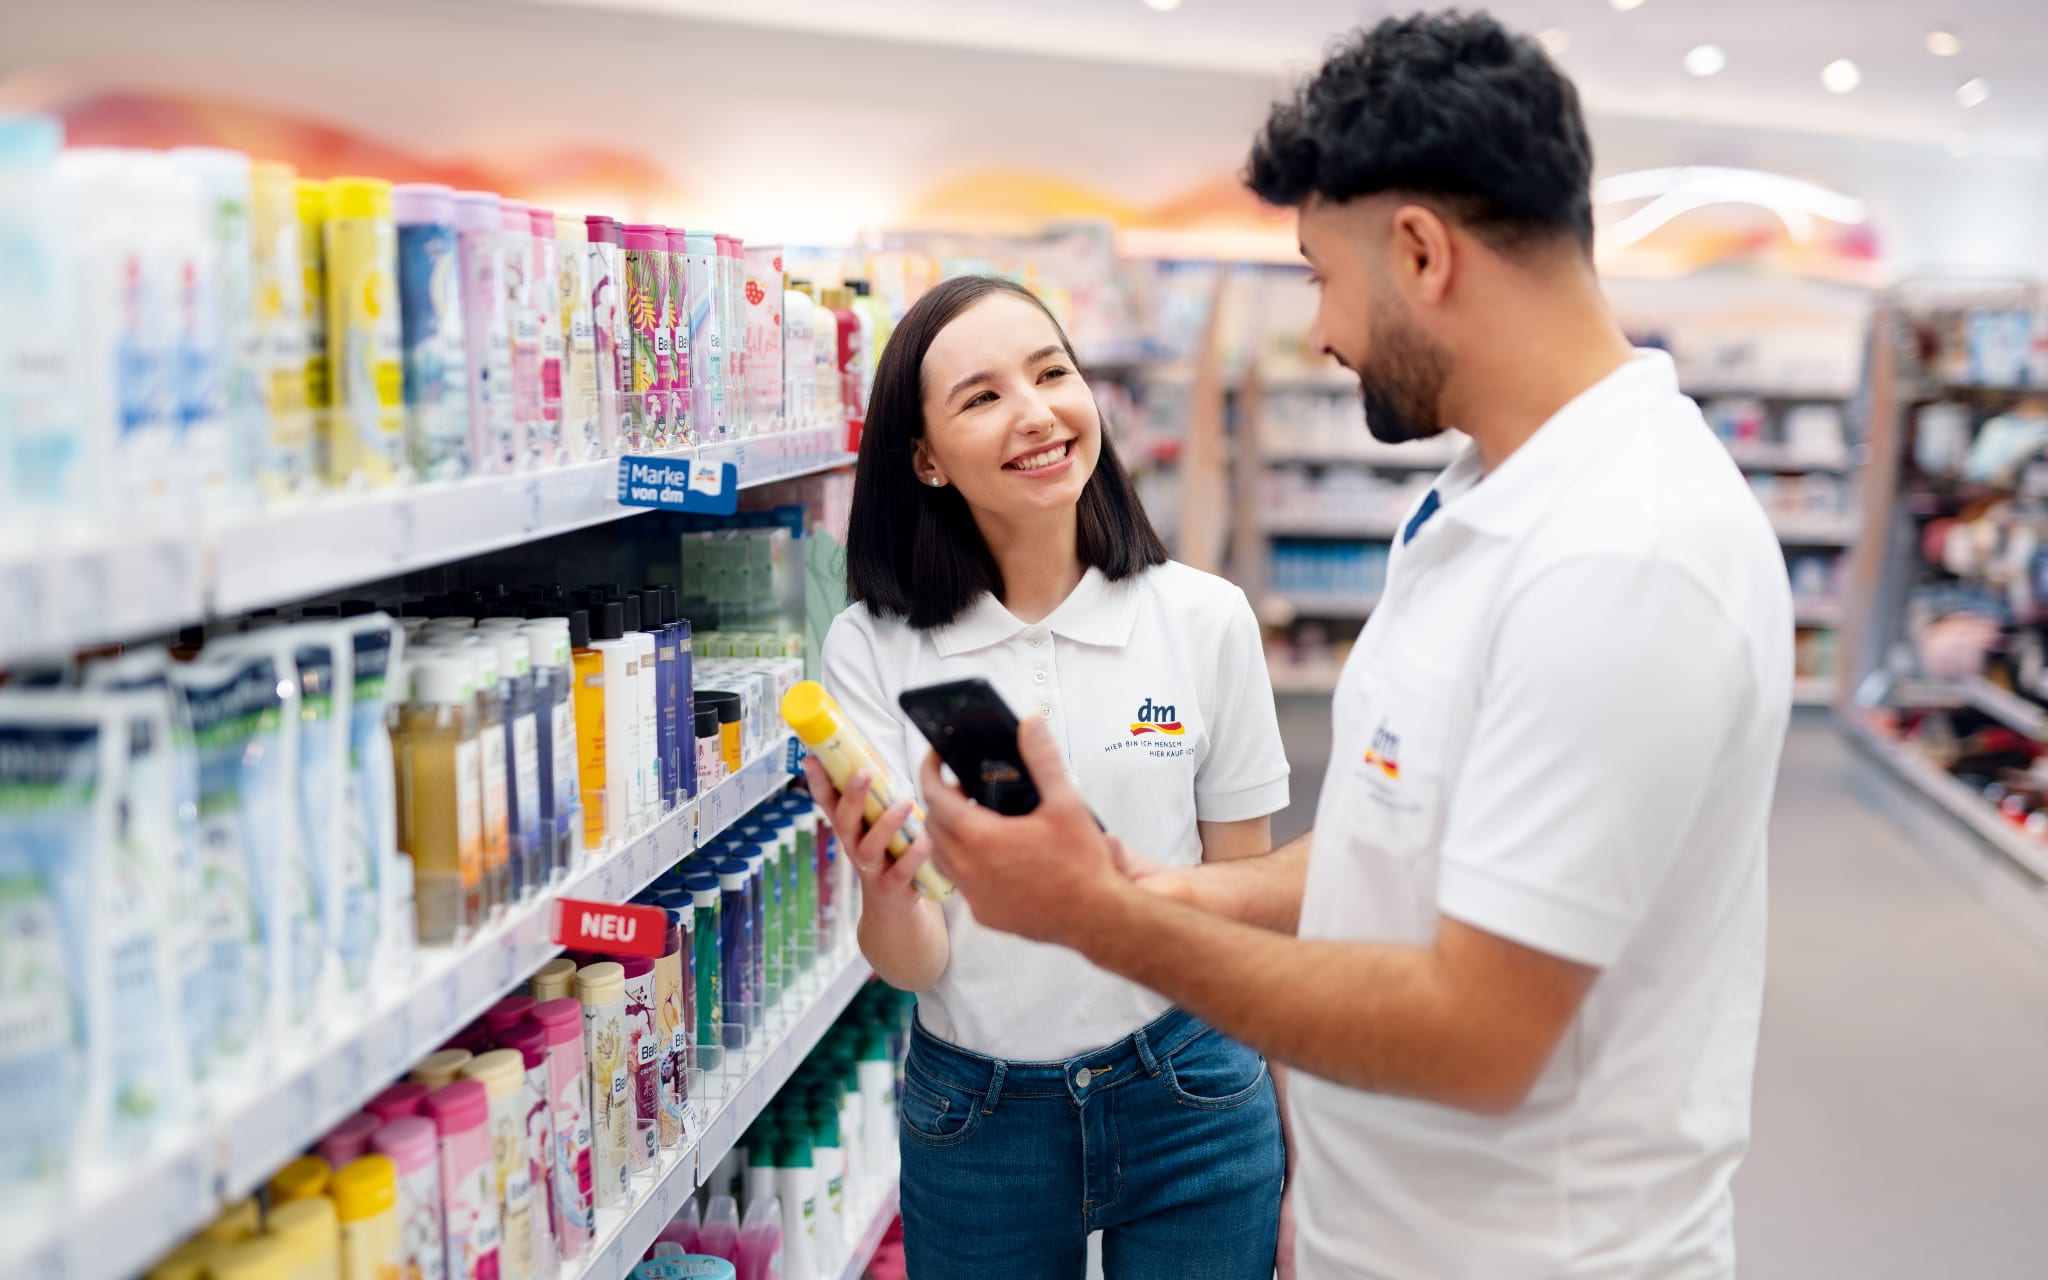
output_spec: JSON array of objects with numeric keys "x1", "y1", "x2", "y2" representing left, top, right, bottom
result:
[
  {"x1": 571, "y1": 618, "x2": 608, "y2": 854},
  {"x1": 410, "y1": 1047, "x2": 472, "y2": 1090},
  {"x1": 297, "y1": 180, "x2": 330, "y2": 471},
  {"x1": 461, "y1": 1051, "x2": 536, "y2": 1280},
  {"x1": 395, "y1": 654, "x2": 484, "y2": 943},
  {"x1": 200, "y1": 1198, "x2": 262, "y2": 1249},
  {"x1": 145, "y1": 1236, "x2": 220, "y2": 1280},
  {"x1": 780, "y1": 681, "x2": 952, "y2": 901},
  {"x1": 266, "y1": 1196, "x2": 342, "y2": 1280},
  {"x1": 322, "y1": 176, "x2": 405, "y2": 487},
  {"x1": 268, "y1": 1154, "x2": 332, "y2": 1205},
  {"x1": 210, "y1": 1236, "x2": 293, "y2": 1280},
  {"x1": 330, "y1": 1155, "x2": 404, "y2": 1280},
  {"x1": 531, "y1": 956, "x2": 577, "y2": 1002},
  {"x1": 251, "y1": 161, "x2": 312, "y2": 498}
]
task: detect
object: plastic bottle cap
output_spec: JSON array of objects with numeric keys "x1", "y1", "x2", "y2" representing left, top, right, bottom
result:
[
  {"x1": 500, "y1": 198, "x2": 530, "y2": 231},
  {"x1": 454, "y1": 190, "x2": 501, "y2": 229},
  {"x1": 265, "y1": 1195, "x2": 340, "y2": 1267},
  {"x1": 568, "y1": 608, "x2": 593, "y2": 649},
  {"x1": 500, "y1": 1021, "x2": 549, "y2": 1069},
  {"x1": 365, "y1": 1081, "x2": 429, "y2": 1124},
  {"x1": 577, "y1": 960, "x2": 627, "y2": 1005},
  {"x1": 686, "y1": 231, "x2": 715, "y2": 252},
  {"x1": 200, "y1": 1198, "x2": 260, "y2": 1248},
  {"x1": 593, "y1": 600, "x2": 626, "y2": 643},
  {"x1": 695, "y1": 706, "x2": 720, "y2": 738},
  {"x1": 370, "y1": 1115, "x2": 440, "y2": 1174},
  {"x1": 532, "y1": 996, "x2": 585, "y2": 1045},
  {"x1": 715, "y1": 859, "x2": 749, "y2": 891},
  {"x1": 266, "y1": 1154, "x2": 330, "y2": 1205},
  {"x1": 390, "y1": 182, "x2": 455, "y2": 225},
  {"x1": 700, "y1": 690, "x2": 742, "y2": 725},
  {"x1": 685, "y1": 876, "x2": 721, "y2": 907},
  {"x1": 421, "y1": 1078, "x2": 490, "y2": 1133},
  {"x1": 411, "y1": 1047, "x2": 473, "y2": 1088},
  {"x1": 490, "y1": 632, "x2": 533, "y2": 679},
  {"x1": 461, "y1": 1047, "x2": 527, "y2": 1100},
  {"x1": 620, "y1": 955, "x2": 655, "y2": 980},
  {"x1": 145, "y1": 1237, "x2": 221, "y2": 1280},
  {"x1": 528, "y1": 206, "x2": 556, "y2": 236},
  {"x1": 409, "y1": 655, "x2": 475, "y2": 708},
  {"x1": 521, "y1": 619, "x2": 571, "y2": 669},
  {"x1": 623, "y1": 594, "x2": 642, "y2": 634},
  {"x1": 554, "y1": 211, "x2": 589, "y2": 243},
  {"x1": 483, "y1": 994, "x2": 538, "y2": 1037},
  {"x1": 532, "y1": 956, "x2": 579, "y2": 1002},
  {"x1": 208, "y1": 1236, "x2": 292, "y2": 1280},
  {"x1": 586, "y1": 214, "x2": 621, "y2": 245},
  {"x1": 313, "y1": 1111, "x2": 381, "y2": 1168},
  {"x1": 467, "y1": 644, "x2": 501, "y2": 690},
  {"x1": 326, "y1": 175, "x2": 392, "y2": 220},
  {"x1": 329, "y1": 1154, "x2": 399, "y2": 1223},
  {"x1": 666, "y1": 227, "x2": 689, "y2": 250}
]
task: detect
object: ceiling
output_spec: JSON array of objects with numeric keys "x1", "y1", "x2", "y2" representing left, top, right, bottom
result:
[{"x1": 556, "y1": 0, "x2": 2048, "y2": 154}]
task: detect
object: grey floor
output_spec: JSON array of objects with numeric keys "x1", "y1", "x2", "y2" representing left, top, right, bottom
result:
[{"x1": 1268, "y1": 704, "x2": 2048, "y2": 1277}]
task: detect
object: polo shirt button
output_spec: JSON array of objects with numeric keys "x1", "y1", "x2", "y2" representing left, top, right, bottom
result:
[
  {"x1": 1032, "y1": 670, "x2": 1048, "y2": 685},
  {"x1": 1040, "y1": 704, "x2": 1053, "y2": 718},
  {"x1": 1028, "y1": 633, "x2": 1045, "y2": 646}
]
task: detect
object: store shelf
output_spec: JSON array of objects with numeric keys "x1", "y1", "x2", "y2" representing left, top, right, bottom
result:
[
  {"x1": 836, "y1": 1183, "x2": 902, "y2": 1280},
  {"x1": 1772, "y1": 515, "x2": 1861, "y2": 546},
  {"x1": 1263, "y1": 442, "x2": 1463, "y2": 471},
  {"x1": 1269, "y1": 660, "x2": 1345, "y2": 695},
  {"x1": 1724, "y1": 442, "x2": 1854, "y2": 473},
  {"x1": 1794, "y1": 599, "x2": 1846, "y2": 628},
  {"x1": 0, "y1": 527, "x2": 205, "y2": 669},
  {"x1": 1262, "y1": 515, "x2": 1403, "y2": 540},
  {"x1": 1843, "y1": 717, "x2": 2048, "y2": 882},
  {"x1": 1268, "y1": 591, "x2": 1380, "y2": 621},
  {"x1": 1956, "y1": 674, "x2": 2048, "y2": 739},
  {"x1": 1688, "y1": 387, "x2": 1856, "y2": 402},
  {"x1": 2, "y1": 734, "x2": 799, "y2": 1280},
  {"x1": 1793, "y1": 676, "x2": 1836, "y2": 707},
  {"x1": 571, "y1": 948, "x2": 876, "y2": 1280}
]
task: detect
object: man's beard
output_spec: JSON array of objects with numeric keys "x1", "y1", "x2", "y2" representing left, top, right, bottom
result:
[{"x1": 1355, "y1": 300, "x2": 1451, "y2": 445}]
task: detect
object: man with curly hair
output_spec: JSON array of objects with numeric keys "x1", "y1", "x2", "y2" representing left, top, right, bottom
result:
[{"x1": 915, "y1": 11, "x2": 1793, "y2": 1278}]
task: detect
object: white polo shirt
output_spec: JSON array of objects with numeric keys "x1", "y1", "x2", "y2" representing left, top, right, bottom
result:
[
  {"x1": 1293, "y1": 351, "x2": 1793, "y2": 1280},
  {"x1": 824, "y1": 560, "x2": 1291, "y2": 1060}
]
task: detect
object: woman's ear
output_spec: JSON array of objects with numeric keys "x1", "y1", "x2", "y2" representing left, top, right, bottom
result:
[{"x1": 912, "y1": 440, "x2": 946, "y2": 488}]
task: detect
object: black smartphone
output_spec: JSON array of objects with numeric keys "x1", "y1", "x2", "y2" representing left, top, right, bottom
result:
[{"x1": 897, "y1": 678, "x2": 1043, "y2": 816}]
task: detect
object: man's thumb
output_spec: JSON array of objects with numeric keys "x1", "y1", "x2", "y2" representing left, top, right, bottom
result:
[{"x1": 1018, "y1": 715, "x2": 1069, "y2": 795}]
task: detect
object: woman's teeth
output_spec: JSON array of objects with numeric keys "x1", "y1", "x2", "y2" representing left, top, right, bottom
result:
[{"x1": 1008, "y1": 441, "x2": 1070, "y2": 471}]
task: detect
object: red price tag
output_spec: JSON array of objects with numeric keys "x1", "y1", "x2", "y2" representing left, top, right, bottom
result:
[{"x1": 553, "y1": 898, "x2": 668, "y2": 958}]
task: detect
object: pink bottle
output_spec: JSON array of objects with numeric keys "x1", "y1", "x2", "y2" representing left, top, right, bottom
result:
[
  {"x1": 373, "y1": 1116, "x2": 449, "y2": 1280},
  {"x1": 455, "y1": 190, "x2": 517, "y2": 475},
  {"x1": 696, "y1": 1195, "x2": 740, "y2": 1263},
  {"x1": 735, "y1": 1195, "x2": 781, "y2": 1280},
  {"x1": 620, "y1": 224, "x2": 669, "y2": 452},
  {"x1": 368, "y1": 1081, "x2": 432, "y2": 1124},
  {"x1": 422, "y1": 1079, "x2": 504, "y2": 1280},
  {"x1": 315, "y1": 1112, "x2": 383, "y2": 1168},
  {"x1": 527, "y1": 205, "x2": 563, "y2": 467},
  {"x1": 651, "y1": 1199, "x2": 699, "y2": 1257},
  {"x1": 531, "y1": 998, "x2": 593, "y2": 1259},
  {"x1": 583, "y1": 215, "x2": 626, "y2": 454},
  {"x1": 621, "y1": 955, "x2": 660, "y2": 1173},
  {"x1": 483, "y1": 995, "x2": 537, "y2": 1042},
  {"x1": 499, "y1": 199, "x2": 540, "y2": 466},
  {"x1": 664, "y1": 227, "x2": 693, "y2": 446},
  {"x1": 499, "y1": 1021, "x2": 560, "y2": 1272}
]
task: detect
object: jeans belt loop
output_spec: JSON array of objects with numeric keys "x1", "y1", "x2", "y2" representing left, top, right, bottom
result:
[
  {"x1": 1132, "y1": 1024, "x2": 1164, "y2": 1077},
  {"x1": 981, "y1": 1059, "x2": 1008, "y2": 1115}
]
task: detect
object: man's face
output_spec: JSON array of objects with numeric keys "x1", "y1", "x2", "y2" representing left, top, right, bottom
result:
[{"x1": 1298, "y1": 197, "x2": 1451, "y2": 445}]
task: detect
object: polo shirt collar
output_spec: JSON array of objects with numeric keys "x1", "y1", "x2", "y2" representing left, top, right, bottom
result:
[
  {"x1": 931, "y1": 567, "x2": 1141, "y2": 657},
  {"x1": 1435, "y1": 348, "x2": 1675, "y2": 540}
]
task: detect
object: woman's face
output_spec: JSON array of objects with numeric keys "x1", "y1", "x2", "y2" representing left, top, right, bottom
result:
[{"x1": 915, "y1": 293, "x2": 1100, "y2": 525}]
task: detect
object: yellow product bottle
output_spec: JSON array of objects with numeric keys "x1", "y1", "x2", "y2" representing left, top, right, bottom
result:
[
  {"x1": 530, "y1": 956, "x2": 577, "y2": 1003},
  {"x1": 200, "y1": 1197, "x2": 262, "y2": 1249},
  {"x1": 268, "y1": 1154, "x2": 332, "y2": 1205},
  {"x1": 249, "y1": 161, "x2": 312, "y2": 498},
  {"x1": 460, "y1": 1051, "x2": 536, "y2": 1280},
  {"x1": 266, "y1": 1196, "x2": 342, "y2": 1280},
  {"x1": 210, "y1": 1236, "x2": 293, "y2": 1280},
  {"x1": 297, "y1": 180, "x2": 330, "y2": 473},
  {"x1": 779, "y1": 681, "x2": 952, "y2": 901},
  {"x1": 330, "y1": 1155, "x2": 404, "y2": 1280},
  {"x1": 571, "y1": 616, "x2": 607, "y2": 854},
  {"x1": 145, "y1": 1236, "x2": 221, "y2": 1280},
  {"x1": 395, "y1": 655, "x2": 484, "y2": 944},
  {"x1": 410, "y1": 1047, "x2": 473, "y2": 1090},
  {"x1": 322, "y1": 176, "x2": 405, "y2": 487}
]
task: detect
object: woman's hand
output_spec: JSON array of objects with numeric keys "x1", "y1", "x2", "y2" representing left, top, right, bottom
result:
[
  {"x1": 1107, "y1": 835, "x2": 1197, "y2": 908},
  {"x1": 802, "y1": 757, "x2": 938, "y2": 921}
]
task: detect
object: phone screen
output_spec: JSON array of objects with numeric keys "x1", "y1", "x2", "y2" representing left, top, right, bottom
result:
[{"x1": 898, "y1": 679, "x2": 1043, "y2": 816}]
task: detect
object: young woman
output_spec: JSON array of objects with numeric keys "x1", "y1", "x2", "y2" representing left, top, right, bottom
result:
[{"x1": 800, "y1": 275, "x2": 1290, "y2": 1278}]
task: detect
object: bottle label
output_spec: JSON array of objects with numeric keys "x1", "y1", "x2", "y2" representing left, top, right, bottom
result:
[{"x1": 456, "y1": 737, "x2": 483, "y2": 884}]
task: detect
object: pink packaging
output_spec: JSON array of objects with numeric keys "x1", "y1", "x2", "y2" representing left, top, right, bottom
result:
[
  {"x1": 483, "y1": 995, "x2": 537, "y2": 1041},
  {"x1": 500, "y1": 1022, "x2": 560, "y2": 1273},
  {"x1": 724, "y1": 237, "x2": 747, "y2": 436},
  {"x1": 499, "y1": 200, "x2": 540, "y2": 467},
  {"x1": 368, "y1": 1081, "x2": 433, "y2": 1124},
  {"x1": 456, "y1": 191, "x2": 519, "y2": 474},
  {"x1": 664, "y1": 228, "x2": 693, "y2": 446},
  {"x1": 621, "y1": 955, "x2": 659, "y2": 1173},
  {"x1": 315, "y1": 1111, "x2": 382, "y2": 1168},
  {"x1": 374, "y1": 1116, "x2": 450, "y2": 1280},
  {"x1": 621, "y1": 225, "x2": 670, "y2": 452},
  {"x1": 584, "y1": 216, "x2": 625, "y2": 456},
  {"x1": 423, "y1": 1080, "x2": 504, "y2": 1280},
  {"x1": 742, "y1": 246, "x2": 784, "y2": 435},
  {"x1": 527, "y1": 206, "x2": 564, "y2": 466},
  {"x1": 531, "y1": 999, "x2": 592, "y2": 1258}
]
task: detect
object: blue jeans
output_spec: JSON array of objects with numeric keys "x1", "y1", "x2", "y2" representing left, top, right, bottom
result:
[{"x1": 898, "y1": 1006, "x2": 1284, "y2": 1279}]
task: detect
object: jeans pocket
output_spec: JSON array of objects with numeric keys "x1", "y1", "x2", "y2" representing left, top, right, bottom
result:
[
  {"x1": 1162, "y1": 1030, "x2": 1268, "y2": 1111},
  {"x1": 899, "y1": 1062, "x2": 985, "y2": 1148}
]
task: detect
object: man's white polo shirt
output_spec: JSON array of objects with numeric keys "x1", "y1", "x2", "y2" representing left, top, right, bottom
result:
[
  {"x1": 1294, "y1": 350, "x2": 1793, "y2": 1279},
  {"x1": 824, "y1": 560, "x2": 1291, "y2": 1060}
]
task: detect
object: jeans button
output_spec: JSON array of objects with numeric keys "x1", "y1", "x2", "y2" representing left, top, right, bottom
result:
[{"x1": 1075, "y1": 1067, "x2": 1092, "y2": 1087}]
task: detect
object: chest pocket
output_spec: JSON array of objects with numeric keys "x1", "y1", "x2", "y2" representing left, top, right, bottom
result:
[{"x1": 1343, "y1": 654, "x2": 1452, "y2": 861}]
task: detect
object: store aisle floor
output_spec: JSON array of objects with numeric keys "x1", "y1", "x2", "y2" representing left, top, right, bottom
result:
[{"x1": 1269, "y1": 706, "x2": 2048, "y2": 1276}]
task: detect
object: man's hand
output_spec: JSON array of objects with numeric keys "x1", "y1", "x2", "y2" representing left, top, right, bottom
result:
[
  {"x1": 1108, "y1": 835, "x2": 1196, "y2": 907},
  {"x1": 918, "y1": 716, "x2": 1129, "y2": 949}
]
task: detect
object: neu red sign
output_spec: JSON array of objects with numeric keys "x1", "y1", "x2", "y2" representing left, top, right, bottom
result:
[{"x1": 552, "y1": 898, "x2": 667, "y2": 959}]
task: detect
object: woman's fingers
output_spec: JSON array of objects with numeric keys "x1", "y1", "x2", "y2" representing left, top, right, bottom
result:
[
  {"x1": 828, "y1": 768, "x2": 873, "y2": 855},
  {"x1": 879, "y1": 834, "x2": 935, "y2": 892},
  {"x1": 855, "y1": 798, "x2": 913, "y2": 877}
]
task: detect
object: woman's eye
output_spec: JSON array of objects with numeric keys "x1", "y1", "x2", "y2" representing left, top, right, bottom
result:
[
  {"x1": 965, "y1": 391, "x2": 997, "y2": 409},
  {"x1": 1039, "y1": 366, "x2": 1070, "y2": 382}
]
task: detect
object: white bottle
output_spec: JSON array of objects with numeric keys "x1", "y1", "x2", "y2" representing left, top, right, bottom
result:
[
  {"x1": 782, "y1": 289, "x2": 815, "y2": 431},
  {"x1": 629, "y1": 601, "x2": 659, "y2": 827},
  {"x1": 811, "y1": 1117, "x2": 846, "y2": 1271},
  {"x1": 775, "y1": 1140, "x2": 820, "y2": 1280},
  {"x1": 589, "y1": 601, "x2": 640, "y2": 845},
  {"x1": 170, "y1": 146, "x2": 263, "y2": 509},
  {"x1": 857, "y1": 1031, "x2": 897, "y2": 1185},
  {"x1": 0, "y1": 115, "x2": 83, "y2": 538}
]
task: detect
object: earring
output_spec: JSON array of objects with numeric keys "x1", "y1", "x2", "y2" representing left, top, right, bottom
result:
[{"x1": 928, "y1": 477, "x2": 944, "y2": 487}]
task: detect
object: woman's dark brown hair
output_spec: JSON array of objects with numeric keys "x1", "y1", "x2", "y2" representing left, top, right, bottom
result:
[{"x1": 844, "y1": 275, "x2": 1168, "y2": 630}]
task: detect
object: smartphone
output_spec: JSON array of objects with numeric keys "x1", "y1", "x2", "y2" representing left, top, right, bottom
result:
[{"x1": 897, "y1": 678, "x2": 1043, "y2": 816}]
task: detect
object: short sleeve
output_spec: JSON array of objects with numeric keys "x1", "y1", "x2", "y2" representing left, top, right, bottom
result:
[
  {"x1": 1435, "y1": 557, "x2": 1753, "y2": 968},
  {"x1": 1193, "y1": 589, "x2": 1291, "y2": 823},
  {"x1": 819, "y1": 610, "x2": 918, "y2": 793}
]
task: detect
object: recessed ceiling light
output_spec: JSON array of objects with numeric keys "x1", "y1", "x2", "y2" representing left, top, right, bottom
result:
[
  {"x1": 1956, "y1": 76, "x2": 1990, "y2": 108},
  {"x1": 1141, "y1": 0, "x2": 1181, "y2": 11},
  {"x1": 1684, "y1": 44, "x2": 1727, "y2": 77},
  {"x1": 1608, "y1": 0, "x2": 1647, "y2": 12},
  {"x1": 1537, "y1": 27, "x2": 1570, "y2": 56},
  {"x1": 1925, "y1": 30, "x2": 1961, "y2": 57},
  {"x1": 1821, "y1": 59, "x2": 1861, "y2": 93}
]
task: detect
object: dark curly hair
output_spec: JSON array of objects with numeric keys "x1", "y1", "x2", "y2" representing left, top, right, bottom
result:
[{"x1": 1246, "y1": 11, "x2": 1594, "y2": 254}]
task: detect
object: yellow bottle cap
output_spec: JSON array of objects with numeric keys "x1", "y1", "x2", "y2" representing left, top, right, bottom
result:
[
  {"x1": 266, "y1": 1154, "x2": 331, "y2": 1205},
  {"x1": 328, "y1": 1154, "x2": 399, "y2": 1224},
  {"x1": 575, "y1": 960, "x2": 625, "y2": 1007},
  {"x1": 780, "y1": 681, "x2": 838, "y2": 746},
  {"x1": 410, "y1": 1047, "x2": 472, "y2": 1089},
  {"x1": 325, "y1": 175, "x2": 392, "y2": 221},
  {"x1": 264, "y1": 1197, "x2": 339, "y2": 1267},
  {"x1": 199, "y1": 1198, "x2": 261, "y2": 1248},
  {"x1": 145, "y1": 1236, "x2": 220, "y2": 1280},
  {"x1": 295, "y1": 179, "x2": 328, "y2": 222},
  {"x1": 208, "y1": 1236, "x2": 292, "y2": 1280},
  {"x1": 531, "y1": 956, "x2": 578, "y2": 1002},
  {"x1": 460, "y1": 1047, "x2": 526, "y2": 1101}
]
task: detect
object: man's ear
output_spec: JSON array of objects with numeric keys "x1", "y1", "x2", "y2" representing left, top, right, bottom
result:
[{"x1": 1389, "y1": 203, "x2": 1455, "y2": 307}]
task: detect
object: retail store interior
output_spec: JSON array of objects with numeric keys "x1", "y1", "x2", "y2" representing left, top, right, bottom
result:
[{"x1": 6, "y1": 0, "x2": 2048, "y2": 1277}]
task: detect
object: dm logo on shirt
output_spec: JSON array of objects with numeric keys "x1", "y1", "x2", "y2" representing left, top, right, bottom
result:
[
  {"x1": 1363, "y1": 721, "x2": 1401, "y2": 779},
  {"x1": 1128, "y1": 698, "x2": 1186, "y2": 737}
]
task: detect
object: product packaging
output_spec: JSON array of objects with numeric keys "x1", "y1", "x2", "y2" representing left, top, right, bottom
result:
[
  {"x1": 297, "y1": 179, "x2": 330, "y2": 474},
  {"x1": 621, "y1": 955, "x2": 661, "y2": 1173},
  {"x1": 684, "y1": 876, "x2": 723, "y2": 1076},
  {"x1": 341, "y1": 611, "x2": 403, "y2": 984},
  {"x1": 422, "y1": 1079, "x2": 503, "y2": 1280},
  {"x1": 554, "y1": 212, "x2": 600, "y2": 461},
  {"x1": 742, "y1": 246, "x2": 785, "y2": 435},
  {"x1": 498, "y1": 1022, "x2": 560, "y2": 1279},
  {"x1": 622, "y1": 225, "x2": 668, "y2": 451},
  {"x1": 492, "y1": 631, "x2": 544, "y2": 902},
  {"x1": 500, "y1": 199, "x2": 540, "y2": 467},
  {"x1": 170, "y1": 146, "x2": 261, "y2": 506},
  {"x1": 531, "y1": 998, "x2": 594, "y2": 1260},
  {"x1": 393, "y1": 183, "x2": 472, "y2": 482},
  {"x1": 781, "y1": 681, "x2": 952, "y2": 901},
  {"x1": 684, "y1": 232, "x2": 724, "y2": 442},
  {"x1": 696, "y1": 1197, "x2": 741, "y2": 1264},
  {"x1": 463, "y1": 1050, "x2": 538, "y2": 1280},
  {"x1": 248, "y1": 159, "x2": 314, "y2": 499},
  {"x1": 455, "y1": 191, "x2": 518, "y2": 474},
  {"x1": 655, "y1": 908, "x2": 692, "y2": 1148},
  {"x1": 665, "y1": 228, "x2": 693, "y2": 446},
  {"x1": 569, "y1": 610, "x2": 607, "y2": 854},
  {"x1": 266, "y1": 1195, "x2": 342, "y2": 1280},
  {"x1": 780, "y1": 286, "x2": 814, "y2": 431},
  {"x1": 394, "y1": 653, "x2": 484, "y2": 944},
  {"x1": 322, "y1": 176, "x2": 406, "y2": 487},
  {"x1": 737, "y1": 1195, "x2": 784, "y2": 1280},
  {"x1": 577, "y1": 961, "x2": 632, "y2": 1209},
  {"x1": 373, "y1": 1116, "x2": 448, "y2": 1280},
  {"x1": 527, "y1": 206, "x2": 565, "y2": 467},
  {"x1": 591, "y1": 601, "x2": 640, "y2": 841},
  {"x1": 583, "y1": 216, "x2": 626, "y2": 456}
]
